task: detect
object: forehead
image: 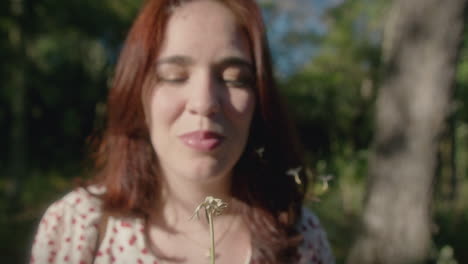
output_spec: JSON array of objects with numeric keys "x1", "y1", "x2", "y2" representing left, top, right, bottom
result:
[{"x1": 159, "y1": 0, "x2": 251, "y2": 60}]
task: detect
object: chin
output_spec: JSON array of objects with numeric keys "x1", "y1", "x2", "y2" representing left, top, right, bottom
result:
[
  {"x1": 187, "y1": 167, "x2": 227, "y2": 182},
  {"x1": 181, "y1": 159, "x2": 233, "y2": 182}
]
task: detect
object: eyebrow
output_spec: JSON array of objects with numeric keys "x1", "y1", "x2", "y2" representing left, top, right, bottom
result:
[
  {"x1": 217, "y1": 57, "x2": 254, "y2": 72},
  {"x1": 156, "y1": 55, "x2": 195, "y2": 66}
]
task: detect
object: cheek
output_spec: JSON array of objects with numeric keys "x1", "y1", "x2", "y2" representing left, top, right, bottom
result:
[
  {"x1": 148, "y1": 88, "x2": 185, "y2": 133},
  {"x1": 226, "y1": 89, "x2": 255, "y2": 130}
]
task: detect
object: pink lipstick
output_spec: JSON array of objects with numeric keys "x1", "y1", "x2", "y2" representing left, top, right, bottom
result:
[{"x1": 179, "y1": 131, "x2": 224, "y2": 151}]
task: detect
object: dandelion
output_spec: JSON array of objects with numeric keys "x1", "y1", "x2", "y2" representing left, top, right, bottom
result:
[{"x1": 191, "y1": 196, "x2": 228, "y2": 264}]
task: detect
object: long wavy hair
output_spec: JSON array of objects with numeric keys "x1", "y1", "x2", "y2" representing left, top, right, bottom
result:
[{"x1": 90, "y1": 0, "x2": 308, "y2": 262}]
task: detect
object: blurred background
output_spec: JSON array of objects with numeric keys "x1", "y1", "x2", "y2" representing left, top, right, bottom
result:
[{"x1": 1, "y1": 0, "x2": 467, "y2": 263}]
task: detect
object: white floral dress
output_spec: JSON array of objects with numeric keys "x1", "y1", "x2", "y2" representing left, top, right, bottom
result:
[{"x1": 30, "y1": 187, "x2": 335, "y2": 264}]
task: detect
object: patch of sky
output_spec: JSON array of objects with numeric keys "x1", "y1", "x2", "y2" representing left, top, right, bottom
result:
[{"x1": 259, "y1": 0, "x2": 344, "y2": 77}]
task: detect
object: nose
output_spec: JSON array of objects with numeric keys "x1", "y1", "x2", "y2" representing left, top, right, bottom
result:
[{"x1": 186, "y1": 72, "x2": 221, "y2": 117}]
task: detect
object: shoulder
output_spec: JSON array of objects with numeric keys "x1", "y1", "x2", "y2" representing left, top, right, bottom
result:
[
  {"x1": 40, "y1": 186, "x2": 105, "y2": 226},
  {"x1": 30, "y1": 186, "x2": 105, "y2": 264},
  {"x1": 297, "y1": 207, "x2": 329, "y2": 239},
  {"x1": 296, "y1": 207, "x2": 335, "y2": 264}
]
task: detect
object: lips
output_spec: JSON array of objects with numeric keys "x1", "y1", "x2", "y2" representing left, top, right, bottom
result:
[{"x1": 178, "y1": 130, "x2": 224, "y2": 151}]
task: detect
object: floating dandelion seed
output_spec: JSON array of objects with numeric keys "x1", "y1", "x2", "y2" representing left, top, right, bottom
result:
[
  {"x1": 255, "y1": 147, "x2": 265, "y2": 158},
  {"x1": 287, "y1": 166, "x2": 302, "y2": 185},
  {"x1": 191, "y1": 196, "x2": 228, "y2": 264},
  {"x1": 319, "y1": 174, "x2": 333, "y2": 191}
]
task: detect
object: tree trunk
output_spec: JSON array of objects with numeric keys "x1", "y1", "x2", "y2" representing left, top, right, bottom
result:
[{"x1": 347, "y1": 0, "x2": 466, "y2": 263}]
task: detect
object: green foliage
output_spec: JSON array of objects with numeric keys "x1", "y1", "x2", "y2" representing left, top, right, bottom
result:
[
  {"x1": 434, "y1": 245, "x2": 458, "y2": 264},
  {"x1": 0, "y1": 0, "x2": 143, "y2": 261},
  {"x1": 456, "y1": 28, "x2": 468, "y2": 124},
  {"x1": 279, "y1": 0, "x2": 385, "y2": 159},
  {"x1": 309, "y1": 143, "x2": 368, "y2": 263},
  {"x1": 269, "y1": 1, "x2": 387, "y2": 262}
]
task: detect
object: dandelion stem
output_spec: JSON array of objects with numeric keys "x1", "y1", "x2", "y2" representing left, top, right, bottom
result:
[
  {"x1": 191, "y1": 196, "x2": 228, "y2": 264},
  {"x1": 208, "y1": 212, "x2": 215, "y2": 264}
]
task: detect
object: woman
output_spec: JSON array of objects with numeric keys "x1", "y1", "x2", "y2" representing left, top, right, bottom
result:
[{"x1": 30, "y1": 0, "x2": 334, "y2": 263}]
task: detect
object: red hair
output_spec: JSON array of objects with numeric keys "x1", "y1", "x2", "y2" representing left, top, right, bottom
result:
[{"x1": 90, "y1": 0, "x2": 307, "y2": 262}]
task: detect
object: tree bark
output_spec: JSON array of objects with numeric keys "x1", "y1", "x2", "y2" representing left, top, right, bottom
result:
[{"x1": 347, "y1": 0, "x2": 466, "y2": 263}]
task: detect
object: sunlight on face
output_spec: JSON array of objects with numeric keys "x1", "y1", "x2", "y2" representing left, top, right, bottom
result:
[{"x1": 146, "y1": 0, "x2": 256, "y2": 183}]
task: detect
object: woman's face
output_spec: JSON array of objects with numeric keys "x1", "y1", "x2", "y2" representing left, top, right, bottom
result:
[{"x1": 146, "y1": 0, "x2": 256, "y2": 183}]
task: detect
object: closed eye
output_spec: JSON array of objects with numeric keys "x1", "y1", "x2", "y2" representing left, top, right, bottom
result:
[
  {"x1": 220, "y1": 68, "x2": 254, "y2": 89},
  {"x1": 159, "y1": 76, "x2": 188, "y2": 84},
  {"x1": 155, "y1": 57, "x2": 190, "y2": 85},
  {"x1": 223, "y1": 78, "x2": 253, "y2": 88},
  {"x1": 155, "y1": 65, "x2": 188, "y2": 85}
]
